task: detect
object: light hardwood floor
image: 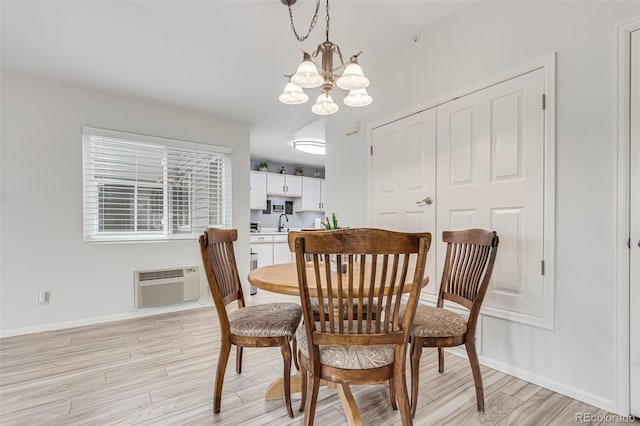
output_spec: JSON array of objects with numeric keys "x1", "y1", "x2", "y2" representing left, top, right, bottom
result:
[{"x1": 0, "y1": 292, "x2": 618, "y2": 425}]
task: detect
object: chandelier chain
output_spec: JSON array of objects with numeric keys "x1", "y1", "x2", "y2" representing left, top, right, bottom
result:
[
  {"x1": 287, "y1": 0, "x2": 321, "y2": 42},
  {"x1": 325, "y1": 0, "x2": 330, "y2": 42}
]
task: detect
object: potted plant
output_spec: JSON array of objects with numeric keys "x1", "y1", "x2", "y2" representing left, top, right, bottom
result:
[
  {"x1": 321, "y1": 212, "x2": 339, "y2": 230},
  {"x1": 295, "y1": 165, "x2": 304, "y2": 176},
  {"x1": 322, "y1": 213, "x2": 346, "y2": 272},
  {"x1": 258, "y1": 162, "x2": 268, "y2": 172}
]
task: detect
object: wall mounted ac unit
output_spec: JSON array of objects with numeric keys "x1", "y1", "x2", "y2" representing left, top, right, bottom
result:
[{"x1": 134, "y1": 266, "x2": 199, "y2": 308}]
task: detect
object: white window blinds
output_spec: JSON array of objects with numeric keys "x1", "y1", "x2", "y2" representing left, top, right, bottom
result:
[{"x1": 82, "y1": 127, "x2": 232, "y2": 242}]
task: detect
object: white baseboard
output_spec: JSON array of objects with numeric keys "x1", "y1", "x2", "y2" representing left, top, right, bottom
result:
[
  {"x1": 0, "y1": 300, "x2": 213, "y2": 338},
  {"x1": 445, "y1": 347, "x2": 618, "y2": 413}
]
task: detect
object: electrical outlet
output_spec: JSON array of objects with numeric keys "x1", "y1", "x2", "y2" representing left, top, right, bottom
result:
[{"x1": 37, "y1": 290, "x2": 50, "y2": 305}]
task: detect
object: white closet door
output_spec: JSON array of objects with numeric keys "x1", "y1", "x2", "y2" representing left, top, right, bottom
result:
[
  {"x1": 436, "y1": 69, "x2": 545, "y2": 319},
  {"x1": 371, "y1": 109, "x2": 437, "y2": 295},
  {"x1": 630, "y1": 28, "x2": 640, "y2": 418}
]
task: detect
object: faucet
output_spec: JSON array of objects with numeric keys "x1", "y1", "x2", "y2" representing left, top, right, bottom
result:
[{"x1": 278, "y1": 213, "x2": 289, "y2": 232}]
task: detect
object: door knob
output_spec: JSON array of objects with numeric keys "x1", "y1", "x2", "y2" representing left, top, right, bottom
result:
[{"x1": 416, "y1": 197, "x2": 434, "y2": 206}]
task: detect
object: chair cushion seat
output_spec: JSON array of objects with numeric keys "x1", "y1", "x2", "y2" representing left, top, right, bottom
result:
[
  {"x1": 409, "y1": 304, "x2": 467, "y2": 338},
  {"x1": 228, "y1": 303, "x2": 301, "y2": 338},
  {"x1": 295, "y1": 323, "x2": 395, "y2": 370}
]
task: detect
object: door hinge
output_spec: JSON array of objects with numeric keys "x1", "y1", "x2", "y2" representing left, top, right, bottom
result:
[
  {"x1": 541, "y1": 260, "x2": 545, "y2": 276},
  {"x1": 629, "y1": 238, "x2": 632, "y2": 249},
  {"x1": 370, "y1": 145, "x2": 373, "y2": 156},
  {"x1": 542, "y1": 94, "x2": 546, "y2": 110}
]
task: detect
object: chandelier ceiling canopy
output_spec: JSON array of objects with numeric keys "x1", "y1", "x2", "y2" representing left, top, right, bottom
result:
[{"x1": 279, "y1": 0, "x2": 372, "y2": 116}]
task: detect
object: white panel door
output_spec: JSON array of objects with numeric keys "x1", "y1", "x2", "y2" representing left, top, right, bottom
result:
[
  {"x1": 436, "y1": 69, "x2": 545, "y2": 318},
  {"x1": 371, "y1": 108, "x2": 437, "y2": 295},
  {"x1": 630, "y1": 28, "x2": 640, "y2": 418}
]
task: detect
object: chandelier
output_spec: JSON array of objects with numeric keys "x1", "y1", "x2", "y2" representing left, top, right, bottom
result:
[{"x1": 278, "y1": 0, "x2": 372, "y2": 115}]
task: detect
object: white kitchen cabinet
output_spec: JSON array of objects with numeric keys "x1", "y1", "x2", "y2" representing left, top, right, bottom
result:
[
  {"x1": 273, "y1": 235, "x2": 293, "y2": 264},
  {"x1": 294, "y1": 177, "x2": 325, "y2": 212},
  {"x1": 250, "y1": 171, "x2": 267, "y2": 210},
  {"x1": 250, "y1": 235, "x2": 274, "y2": 268},
  {"x1": 250, "y1": 234, "x2": 293, "y2": 267},
  {"x1": 266, "y1": 173, "x2": 302, "y2": 197},
  {"x1": 286, "y1": 175, "x2": 302, "y2": 197}
]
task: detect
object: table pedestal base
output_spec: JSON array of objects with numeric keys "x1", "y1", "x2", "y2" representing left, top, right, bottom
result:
[
  {"x1": 264, "y1": 374, "x2": 304, "y2": 400},
  {"x1": 265, "y1": 374, "x2": 383, "y2": 426}
]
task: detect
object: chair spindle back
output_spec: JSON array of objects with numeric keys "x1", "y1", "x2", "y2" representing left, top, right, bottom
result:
[
  {"x1": 199, "y1": 228, "x2": 245, "y2": 315},
  {"x1": 291, "y1": 229, "x2": 431, "y2": 349},
  {"x1": 438, "y1": 229, "x2": 499, "y2": 313}
]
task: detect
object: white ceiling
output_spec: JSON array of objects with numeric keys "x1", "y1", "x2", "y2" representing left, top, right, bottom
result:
[{"x1": 1, "y1": 1, "x2": 474, "y2": 169}]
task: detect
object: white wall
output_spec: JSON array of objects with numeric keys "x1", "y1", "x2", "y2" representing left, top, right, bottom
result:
[
  {"x1": 325, "y1": 1, "x2": 639, "y2": 413},
  {"x1": 324, "y1": 104, "x2": 369, "y2": 227},
  {"x1": 0, "y1": 73, "x2": 251, "y2": 336}
]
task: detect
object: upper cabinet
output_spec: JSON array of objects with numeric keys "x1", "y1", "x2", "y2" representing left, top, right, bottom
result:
[
  {"x1": 266, "y1": 173, "x2": 302, "y2": 197},
  {"x1": 294, "y1": 177, "x2": 325, "y2": 212},
  {"x1": 253, "y1": 172, "x2": 322, "y2": 209},
  {"x1": 250, "y1": 171, "x2": 267, "y2": 210}
]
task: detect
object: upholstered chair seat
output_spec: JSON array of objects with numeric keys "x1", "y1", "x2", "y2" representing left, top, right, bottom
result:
[
  {"x1": 228, "y1": 303, "x2": 302, "y2": 337},
  {"x1": 295, "y1": 322, "x2": 395, "y2": 370},
  {"x1": 401, "y1": 304, "x2": 468, "y2": 338}
]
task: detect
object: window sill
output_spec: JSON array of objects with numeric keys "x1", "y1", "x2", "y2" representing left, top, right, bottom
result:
[{"x1": 84, "y1": 234, "x2": 200, "y2": 243}]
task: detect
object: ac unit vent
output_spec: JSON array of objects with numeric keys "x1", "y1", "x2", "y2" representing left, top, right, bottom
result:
[
  {"x1": 139, "y1": 269, "x2": 184, "y2": 281},
  {"x1": 134, "y1": 266, "x2": 199, "y2": 308}
]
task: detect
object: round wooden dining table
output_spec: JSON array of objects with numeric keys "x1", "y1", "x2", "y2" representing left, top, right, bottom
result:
[
  {"x1": 248, "y1": 262, "x2": 306, "y2": 296},
  {"x1": 248, "y1": 261, "x2": 425, "y2": 297}
]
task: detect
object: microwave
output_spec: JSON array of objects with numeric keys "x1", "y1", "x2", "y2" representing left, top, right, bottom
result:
[{"x1": 272, "y1": 204, "x2": 284, "y2": 212}]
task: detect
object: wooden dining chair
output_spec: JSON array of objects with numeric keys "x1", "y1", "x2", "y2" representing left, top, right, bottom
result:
[
  {"x1": 291, "y1": 228, "x2": 431, "y2": 426},
  {"x1": 199, "y1": 228, "x2": 302, "y2": 417},
  {"x1": 408, "y1": 228, "x2": 499, "y2": 416}
]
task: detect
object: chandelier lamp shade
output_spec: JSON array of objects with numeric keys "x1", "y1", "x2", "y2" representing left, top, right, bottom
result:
[
  {"x1": 278, "y1": 81, "x2": 309, "y2": 105},
  {"x1": 279, "y1": 0, "x2": 372, "y2": 115}
]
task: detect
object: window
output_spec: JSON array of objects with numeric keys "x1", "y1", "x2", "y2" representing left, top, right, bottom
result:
[{"x1": 83, "y1": 127, "x2": 232, "y2": 241}]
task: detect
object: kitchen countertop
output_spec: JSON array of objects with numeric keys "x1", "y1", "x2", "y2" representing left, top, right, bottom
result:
[
  {"x1": 250, "y1": 232, "x2": 289, "y2": 236},
  {"x1": 250, "y1": 228, "x2": 302, "y2": 236}
]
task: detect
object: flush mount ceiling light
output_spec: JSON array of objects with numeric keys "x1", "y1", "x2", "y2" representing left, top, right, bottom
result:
[
  {"x1": 293, "y1": 140, "x2": 325, "y2": 155},
  {"x1": 279, "y1": 0, "x2": 372, "y2": 116}
]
